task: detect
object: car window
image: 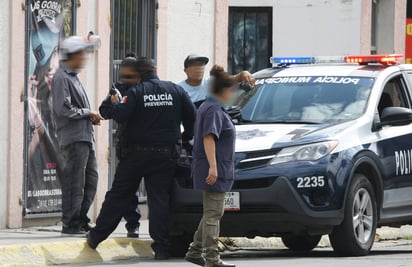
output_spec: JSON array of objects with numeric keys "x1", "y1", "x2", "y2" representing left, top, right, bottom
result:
[
  {"x1": 233, "y1": 76, "x2": 375, "y2": 124},
  {"x1": 378, "y1": 76, "x2": 409, "y2": 117}
]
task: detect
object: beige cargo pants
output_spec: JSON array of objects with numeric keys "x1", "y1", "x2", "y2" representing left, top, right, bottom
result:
[{"x1": 186, "y1": 190, "x2": 225, "y2": 266}]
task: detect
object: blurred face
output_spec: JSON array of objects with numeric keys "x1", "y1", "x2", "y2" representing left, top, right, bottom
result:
[
  {"x1": 217, "y1": 87, "x2": 236, "y2": 105},
  {"x1": 119, "y1": 66, "x2": 140, "y2": 85},
  {"x1": 69, "y1": 51, "x2": 88, "y2": 70},
  {"x1": 184, "y1": 61, "x2": 206, "y2": 82}
]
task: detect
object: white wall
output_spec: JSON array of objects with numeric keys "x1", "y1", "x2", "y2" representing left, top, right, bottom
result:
[
  {"x1": 166, "y1": 0, "x2": 215, "y2": 82},
  {"x1": 86, "y1": 0, "x2": 97, "y2": 109},
  {"x1": 230, "y1": 0, "x2": 363, "y2": 56},
  {"x1": 0, "y1": 0, "x2": 10, "y2": 228}
]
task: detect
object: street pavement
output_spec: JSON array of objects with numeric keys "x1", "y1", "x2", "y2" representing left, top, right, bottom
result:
[
  {"x1": 1, "y1": 220, "x2": 411, "y2": 266},
  {"x1": 76, "y1": 241, "x2": 412, "y2": 267}
]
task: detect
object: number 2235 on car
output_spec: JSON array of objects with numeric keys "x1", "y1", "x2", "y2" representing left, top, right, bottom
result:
[{"x1": 296, "y1": 176, "x2": 325, "y2": 188}]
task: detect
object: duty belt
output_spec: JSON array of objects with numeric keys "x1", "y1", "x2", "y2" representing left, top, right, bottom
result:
[{"x1": 132, "y1": 144, "x2": 174, "y2": 153}]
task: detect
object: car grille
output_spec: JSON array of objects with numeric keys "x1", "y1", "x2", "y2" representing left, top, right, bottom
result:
[
  {"x1": 236, "y1": 149, "x2": 280, "y2": 169},
  {"x1": 232, "y1": 177, "x2": 277, "y2": 190}
]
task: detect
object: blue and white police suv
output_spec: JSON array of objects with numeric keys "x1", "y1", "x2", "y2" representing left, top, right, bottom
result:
[{"x1": 171, "y1": 54, "x2": 412, "y2": 257}]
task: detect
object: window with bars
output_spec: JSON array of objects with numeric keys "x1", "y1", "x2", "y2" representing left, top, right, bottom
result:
[
  {"x1": 112, "y1": 0, "x2": 157, "y2": 61},
  {"x1": 228, "y1": 7, "x2": 273, "y2": 74}
]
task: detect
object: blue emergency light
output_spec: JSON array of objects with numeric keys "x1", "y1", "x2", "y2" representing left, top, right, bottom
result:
[{"x1": 271, "y1": 57, "x2": 315, "y2": 65}]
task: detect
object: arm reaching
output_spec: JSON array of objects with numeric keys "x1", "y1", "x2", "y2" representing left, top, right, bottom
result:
[
  {"x1": 233, "y1": 71, "x2": 255, "y2": 87},
  {"x1": 99, "y1": 88, "x2": 137, "y2": 123}
]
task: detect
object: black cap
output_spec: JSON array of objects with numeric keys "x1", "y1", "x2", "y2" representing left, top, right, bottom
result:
[
  {"x1": 184, "y1": 54, "x2": 209, "y2": 68},
  {"x1": 135, "y1": 57, "x2": 156, "y2": 73}
]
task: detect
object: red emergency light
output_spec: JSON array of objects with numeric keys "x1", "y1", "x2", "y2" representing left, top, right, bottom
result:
[{"x1": 344, "y1": 54, "x2": 403, "y2": 65}]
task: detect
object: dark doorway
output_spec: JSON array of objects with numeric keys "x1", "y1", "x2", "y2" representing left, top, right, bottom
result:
[
  {"x1": 228, "y1": 7, "x2": 273, "y2": 74},
  {"x1": 109, "y1": 0, "x2": 157, "y2": 201}
]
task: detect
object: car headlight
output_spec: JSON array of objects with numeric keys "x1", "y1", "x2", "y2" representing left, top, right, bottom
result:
[{"x1": 269, "y1": 141, "x2": 338, "y2": 165}]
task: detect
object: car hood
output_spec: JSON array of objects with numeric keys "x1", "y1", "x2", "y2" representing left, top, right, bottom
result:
[{"x1": 235, "y1": 121, "x2": 354, "y2": 152}]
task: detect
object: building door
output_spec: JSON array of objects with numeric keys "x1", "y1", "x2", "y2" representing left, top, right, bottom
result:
[
  {"x1": 228, "y1": 7, "x2": 272, "y2": 74},
  {"x1": 110, "y1": 0, "x2": 157, "y2": 201}
]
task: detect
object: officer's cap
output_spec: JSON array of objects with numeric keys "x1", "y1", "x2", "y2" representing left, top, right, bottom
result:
[{"x1": 135, "y1": 57, "x2": 156, "y2": 73}]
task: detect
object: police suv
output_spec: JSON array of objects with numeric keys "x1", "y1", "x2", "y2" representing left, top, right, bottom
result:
[{"x1": 171, "y1": 54, "x2": 412, "y2": 257}]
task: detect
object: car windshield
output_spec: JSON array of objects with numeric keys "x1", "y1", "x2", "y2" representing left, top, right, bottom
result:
[{"x1": 233, "y1": 76, "x2": 375, "y2": 124}]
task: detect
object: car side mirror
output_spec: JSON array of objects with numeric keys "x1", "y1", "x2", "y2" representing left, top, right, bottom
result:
[
  {"x1": 226, "y1": 106, "x2": 242, "y2": 123},
  {"x1": 376, "y1": 107, "x2": 412, "y2": 129}
]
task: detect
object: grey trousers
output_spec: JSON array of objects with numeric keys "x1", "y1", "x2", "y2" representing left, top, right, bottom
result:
[
  {"x1": 61, "y1": 142, "x2": 98, "y2": 229},
  {"x1": 187, "y1": 191, "x2": 225, "y2": 266}
]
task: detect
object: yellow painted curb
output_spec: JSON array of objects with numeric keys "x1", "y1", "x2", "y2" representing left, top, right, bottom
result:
[{"x1": 0, "y1": 238, "x2": 153, "y2": 267}]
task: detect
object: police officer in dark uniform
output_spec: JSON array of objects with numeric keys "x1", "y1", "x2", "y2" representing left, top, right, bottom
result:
[
  {"x1": 111, "y1": 53, "x2": 142, "y2": 238},
  {"x1": 87, "y1": 57, "x2": 196, "y2": 260}
]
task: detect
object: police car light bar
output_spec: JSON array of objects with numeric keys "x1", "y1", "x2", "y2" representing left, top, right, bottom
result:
[
  {"x1": 345, "y1": 54, "x2": 403, "y2": 65},
  {"x1": 270, "y1": 54, "x2": 403, "y2": 66}
]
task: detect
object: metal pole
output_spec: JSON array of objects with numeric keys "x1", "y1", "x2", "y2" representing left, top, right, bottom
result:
[
  {"x1": 22, "y1": 0, "x2": 31, "y2": 218},
  {"x1": 72, "y1": 0, "x2": 77, "y2": 34},
  {"x1": 109, "y1": 0, "x2": 115, "y2": 187}
]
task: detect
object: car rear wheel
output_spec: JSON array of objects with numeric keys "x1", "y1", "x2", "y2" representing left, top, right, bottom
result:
[
  {"x1": 329, "y1": 173, "x2": 377, "y2": 256},
  {"x1": 281, "y1": 234, "x2": 322, "y2": 251},
  {"x1": 170, "y1": 234, "x2": 192, "y2": 257}
]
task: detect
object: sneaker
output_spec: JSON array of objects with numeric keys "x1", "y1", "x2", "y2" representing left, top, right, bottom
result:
[
  {"x1": 184, "y1": 255, "x2": 206, "y2": 266},
  {"x1": 61, "y1": 227, "x2": 86, "y2": 236},
  {"x1": 81, "y1": 223, "x2": 93, "y2": 232}
]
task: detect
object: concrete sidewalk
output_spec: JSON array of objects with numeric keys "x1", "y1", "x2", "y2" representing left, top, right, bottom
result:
[
  {"x1": 0, "y1": 221, "x2": 411, "y2": 267},
  {"x1": 0, "y1": 221, "x2": 153, "y2": 267}
]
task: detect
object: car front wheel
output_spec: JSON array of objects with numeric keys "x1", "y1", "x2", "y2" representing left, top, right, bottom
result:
[{"x1": 329, "y1": 173, "x2": 377, "y2": 256}]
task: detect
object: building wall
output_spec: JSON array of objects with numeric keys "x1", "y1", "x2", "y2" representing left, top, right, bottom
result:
[
  {"x1": 160, "y1": 0, "x2": 216, "y2": 82},
  {"x1": 2, "y1": 0, "x2": 111, "y2": 228},
  {"x1": 0, "y1": 0, "x2": 10, "y2": 228},
  {"x1": 372, "y1": 0, "x2": 407, "y2": 55},
  {"x1": 393, "y1": 0, "x2": 407, "y2": 55},
  {"x1": 0, "y1": 0, "x2": 409, "y2": 229},
  {"x1": 230, "y1": 0, "x2": 363, "y2": 56},
  {"x1": 7, "y1": 0, "x2": 26, "y2": 228}
]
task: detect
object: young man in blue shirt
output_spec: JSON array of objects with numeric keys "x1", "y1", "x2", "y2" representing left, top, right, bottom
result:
[{"x1": 177, "y1": 54, "x2": 254, "y2": 108}]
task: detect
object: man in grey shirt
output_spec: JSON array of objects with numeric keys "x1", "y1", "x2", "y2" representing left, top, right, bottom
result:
[{"x1": 51, "y1": 36, "x2": 101, "y2": 235}]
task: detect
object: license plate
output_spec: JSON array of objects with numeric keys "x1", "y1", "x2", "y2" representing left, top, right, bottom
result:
[{"x1": 224, "y1": 192, "x2": 240, "y2": 211}]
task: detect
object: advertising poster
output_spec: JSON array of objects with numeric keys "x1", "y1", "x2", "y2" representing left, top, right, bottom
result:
[
  {"x1": 25, "y1": 0, "x2": 74, "y2": 216},
  {"x1": 406, "y1": 18, "x2": 412, "y2": 64}
]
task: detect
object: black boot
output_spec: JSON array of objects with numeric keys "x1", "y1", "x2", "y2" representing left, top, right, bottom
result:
[
  {"x1": 86, "y1": 232, "x2": 99, "y2": 250},
  {"x1": 184, "y1": 255, "x2": 206, "y2": 266},
  {"x1": 127, "y1": 228, "x2": 140, "y2": 238}
]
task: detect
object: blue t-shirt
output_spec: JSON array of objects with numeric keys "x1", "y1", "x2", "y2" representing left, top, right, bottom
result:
[
  {"x1": 191, "y1": 99, "x2": 236, "y2": 193},
  {"x1": 177, "y1": 78, "x2": 209, "y2": 104}
]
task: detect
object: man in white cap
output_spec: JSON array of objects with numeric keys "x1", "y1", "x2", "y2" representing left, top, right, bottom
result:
[{"x1": 51, "y1": 36, "x2": 101, "y2": 235}]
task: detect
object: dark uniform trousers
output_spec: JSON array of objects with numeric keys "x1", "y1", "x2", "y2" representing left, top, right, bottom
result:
[
  {"x1": 91, "y1": 148, "x2": 176, "y2": 253},
  {"x1": 124, "y1": 194, "x2": 141, "y2": 231}
]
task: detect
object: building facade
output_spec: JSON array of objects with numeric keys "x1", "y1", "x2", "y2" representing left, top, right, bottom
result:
[{"x1": 0, "y1": 0, "x2": 409, "y2": 228}]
